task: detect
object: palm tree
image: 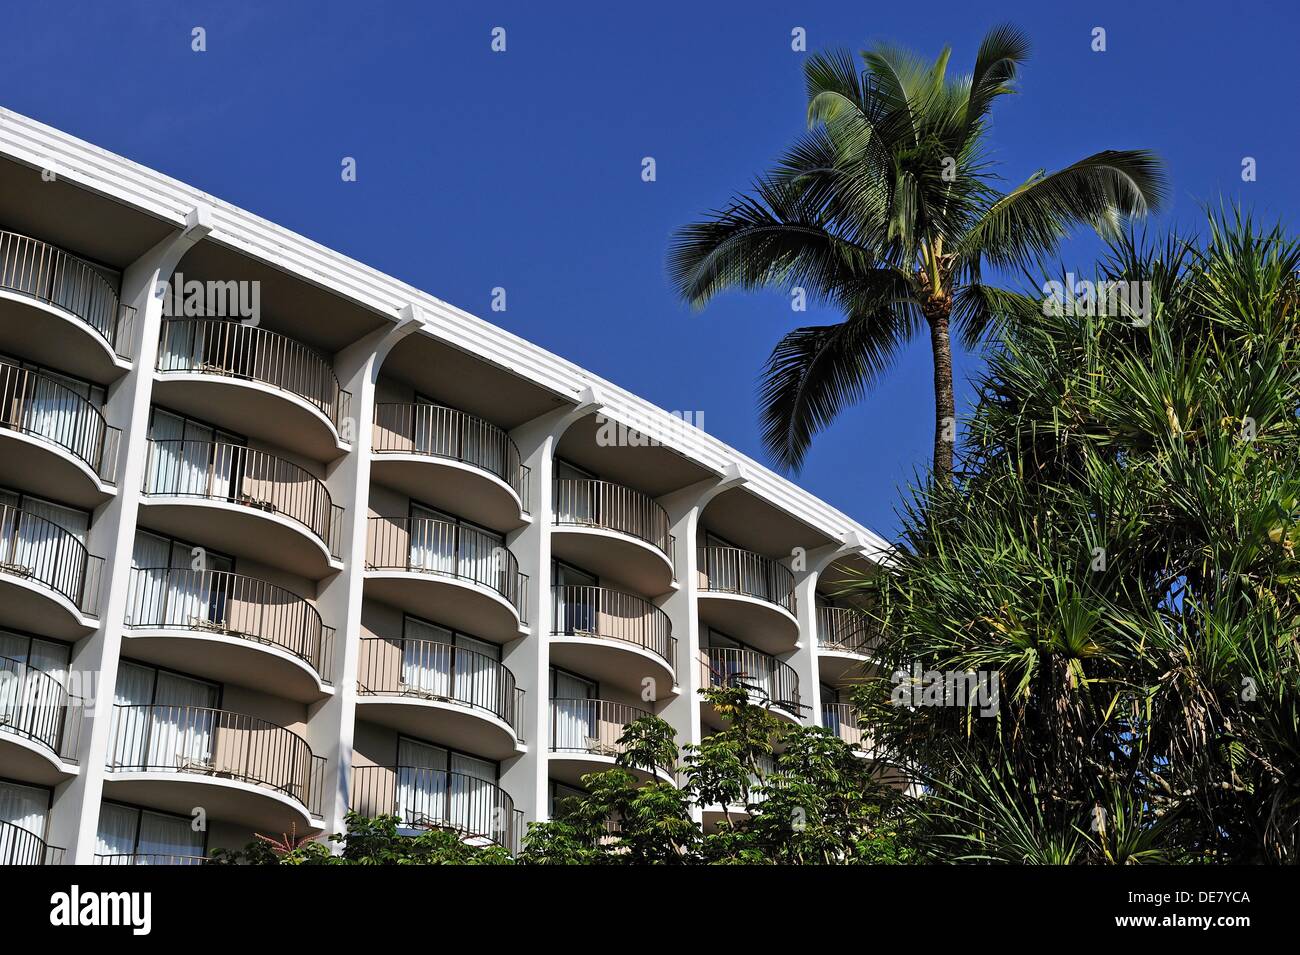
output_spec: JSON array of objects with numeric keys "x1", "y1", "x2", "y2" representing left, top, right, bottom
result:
[{"x1": 669, "y1": 25, "x2": 1168, "y2": 479}]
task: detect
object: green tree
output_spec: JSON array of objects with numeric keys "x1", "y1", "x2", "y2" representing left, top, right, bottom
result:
[
  {"x1": 669, "y1": 25, "x2": 1166, "y2": 479},
  {"x1": 856, "y1": 211, "x2": 1300, "y2": 863}
]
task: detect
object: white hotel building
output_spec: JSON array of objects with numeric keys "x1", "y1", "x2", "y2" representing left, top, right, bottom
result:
[{"x1": 0, "y1": 108, "x2": 889, "y2": 864}]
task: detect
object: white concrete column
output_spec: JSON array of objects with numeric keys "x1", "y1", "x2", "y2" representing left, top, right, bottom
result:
[
  {"x1": 499, "y1": 391, "x2": 600, "y2": 824},
  {"x1": 311, "y1": 311, "x2": 420, "y2": 836},
  {"x1": 58, "y1": 208, "x2": 214, "y2": 863}
]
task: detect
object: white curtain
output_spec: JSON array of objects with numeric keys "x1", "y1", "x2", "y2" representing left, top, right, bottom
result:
[
  {"x1": 96, "y1": 803, "x2": 203, "y2": 862},
  {"x1": 449, "y1": 752, "x2": 496, "y2": 837},
  {"x1": 94, "y1": 801, "x2": 139, "y2": 857},
  {"x1": 460, "y1": 523, "x2": 504, "y2": 589},
  {"x1": 157, "y1": 318, "x2": 205, "y2": 373},
  {"x1": 0, "y1": 633, "x2": 69, "y2": 743},
  {"x1": 136, "y1": 809, "x2": 202, "y2": 859},
  {"x1": 402, "y1": 617, "x2": 453, "y2": 698},
  {"x1": 454, "y1": 633, "x2": 500, "y2": 714},
  {"x1": 551, "y1": 670, "x2": 596, "y2": 750},
  {"x1": 109, "y1": 663, "x2": 218, "y2": 771},
  {"x1": 149, "y1": 671, "x2": 219, "y2": 770},
  {"x1": 0, "y1": 780, "x2": 48, "y2": 863},
  {"x1": 396, "y1": 738, "x2": 448, "y2": 827},
  {"x1": 6, "y1": 497, "x2": 87, "y2": 590},
  {"x1": 108, "y1": 662, "x2": 156, "y2": 769},
  {"x1": 408, "y1": 504, "x2": 455, "y2": 575},
  {"x1": 127, "y1": 532, "x2": 171, "y2": 626},
  {"x1": 23, "y1": 368, "x2": 90, "y2": 458}
]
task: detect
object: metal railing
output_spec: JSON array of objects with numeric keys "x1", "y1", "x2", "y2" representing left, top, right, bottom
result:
[
  {"x1": 0, "y1": 358, "x2": 120, "y2": 482},
  {"x1": 356, "y1": 637, "x2": 522, "y2": 735},
  {"x1": 0, "y1": 230, "x2": 135, "y2": 360},
  {"x1": 158, "y1": 319, "x2": 352, "y2": 436},
  {"x1": 351, "y1": 764, "x2": 522, "y2": 854},
  {"x1": 106, "y1": 704, "x2": 326, "y2": 816},
  {"x1": 699, "y1": 647, "x2": 802, "y2": 716},
  {"x1": 0, "y1": 655, "x2": 79, "y2": 760},
  {"x1": 0, "y1": 819, "x2": 63, "y2": 865},
  {"x1": 125, "y1": 567, "x2": 335, "y2": 684},
  {"x1": 551, "y1": 584, "x2": 675, "y2": 670},
  {"x1": 0, "y1": 502, "x2": 103, "y2": 615},
  {"x1": 142, "y1": 439, "x2": 342, "y2": 559},
  {"x1": 817, "y1": 606, "x2": 883, "y2": 656},
  {"x1": 552, "y1": 479, "x2": 674, "y2": 567},
  {"x1": 373, "y1": 403, "x2": 530, "y2": 511},
  {"x1": 365, "y1": 517, "x2": 528, "y2": 622},
  {"x1": 549, "y1": 698, "x2": 651, "y2": 758},
  {"x1": 822, "y1": 702, "x2": 866, "y2": 747},
  {"x1": 94, "y1": 853, "x2": 207, "y2": 866},
  {"x1": 697, "y1": 546, "x2": 796, "y2": 614}
]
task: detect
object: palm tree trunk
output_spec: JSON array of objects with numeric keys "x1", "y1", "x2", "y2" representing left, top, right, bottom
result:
[{"x1": 928, "y1": 309, "x2": 955, "y2": 479}]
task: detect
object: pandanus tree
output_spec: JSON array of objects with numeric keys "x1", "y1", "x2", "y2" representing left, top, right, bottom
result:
[{"x1": 669, "y1": 25, "x2": 1167, "y2": 479}]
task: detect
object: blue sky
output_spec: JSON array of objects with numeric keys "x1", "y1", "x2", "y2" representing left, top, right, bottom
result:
[{"x1": 4, "y1": 0, "x2": 1297, "y2": 540}]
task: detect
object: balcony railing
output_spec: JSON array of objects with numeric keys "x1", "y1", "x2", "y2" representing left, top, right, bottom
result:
[
  {"x1": 352, "y1": 764, "x2": 522, "y2": 854},
  {"x1": 0, "y1": 358, "x2": 120, "y2": 483},
  {"x1": 357, "y1": 637, "x2": 523, "y2": 735},
  {"x1": 0, "y1": 230, "x2": 135, "y2": 360},
  {"x1": 551, "y1": 585, "x2": 675, "y2": 670},
  {"x1": 373, "y1": 403, "x2": 530, "y2": 511},
  {"x1": 125, "y1": 567, "x2": 335, "y2": 684},
  {"x1": 550, "y1": 698, "x2": 651, "y2": 758},
  {"x1": 817, "y1": 606, "x2": 882, "y2": 656},
  {"x1": 699, "y1": 647, "x2": 802, "y2": 716},
  {"x1": 0, "y1": 655, "x2": 79, "y2": 760},
  {"x1": 0, "y1": 819, "x2": 63, "y2": 865},
  {"x1": 0, "y1": 502, "x2": 104, "y2": 615},
  {"x1": 552, "y1": 479, "x2": 674, "y2": 567},
  {"x1": 697, "y1": 546, "x2": 796, "y2": 614},
  {"x1": 158, "y1": 319, "x2": 352, "y2": 436},
  {"x1": 94, "y1": 853, "x2": 207, "y2": 866},
  {"x1": 106, "y1": 704, "x2": 326, "y2": 816},
  {"x1": 365, "y1": 517, "x2": 528, "y2": 623},
  {"x1": 822, "y1": 702, "x2": 866, "y2": 747},
  {"x1": 142, "y1": 439, "x2": 343, "y2": 559}
]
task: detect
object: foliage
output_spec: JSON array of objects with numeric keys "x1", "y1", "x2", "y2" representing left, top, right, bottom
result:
[
  {"x1": 213, "y1": 690, "x2": 908, "y2": 865},
  {"x1": 670, "y1": 24, "x2": 1165, "y2": 478},
  {"x1": 209, "y1": 813, "x2": 513, "y2": 865},
  {"x1": 855, "y1": 211, "x2": 1300, "y2": 864}
]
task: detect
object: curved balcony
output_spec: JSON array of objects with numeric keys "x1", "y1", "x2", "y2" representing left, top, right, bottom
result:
[
  {"x1": 355, "y1": 637, "x2": 524, "y2": 759},
  {"x1": 104, "y1": 704, "x2": 325, "y2": 832},
  {"x1": 0, "y1": 359, "x2": 120, "y2": 506},
  {"x1": 123, "y1": 567, "x2": 335, "y2": 702},
  {"x1": 550, "y1": 585, "x2": 676, "y2": 697},
  {"x1": 822, "y1": 702, "x2": 867, "y2": 749},
  {"x1": 140, "y1": 439, "x2": 343, "y2": 579},
  {"x1": 94, "y1": 853, "x2": 207, "y2": 866},
  {"x1": 817, "y1": 605, "x2": 882, "y2": 683},
  {"x1": 364, "y1": 517, "x2": 528, "y2": 642},
  {"x1": 0, "y1": 655, "x2": 79, "y2": 784},
  {"x1": 696, "y1": 546, "x2": 798, "y2": 653},
  {"x1": 698, "y1": 647, "x2": 802, "y2": 727},
  {"x1": 548, "y1": 698, "x2": 674, "y2": 785},
  {"x1": 0, "y1": 819, "x2": 64, "y2": 865},
  {"x1": 371, "y1": 403, "x2": 530, "y2": 532},
  {"x1": 0, "y1": 503, "x2": 103, "y2": 638},
  {"x1": 352, "y1": 765, "x2": 522, "y2": 854},
  {"x1": 0, "y1": 230, "x2": 135, "y2": 381},
  {"x1": 551, "y1": 479, "x2": 675, "y2": 594},
  {"x1": 155, "y1": 319, "x2": 352, "y2": 461}
]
